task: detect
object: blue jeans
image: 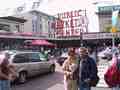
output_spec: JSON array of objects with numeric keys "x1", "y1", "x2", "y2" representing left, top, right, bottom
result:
[
  {"x1": 79, "y1": 86, "x2": 90, "y2": 90},
  {"x1": 112, "y1": 85, "x2": 120, "y2": 90},
  {"x1": 79, "y1": 81, "x2": 91, "y2": 90},
  {"x1": 0, "y1": 80, "x2": 10, "y2": 90}
]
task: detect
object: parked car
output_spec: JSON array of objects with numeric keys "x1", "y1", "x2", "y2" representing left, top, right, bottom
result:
[
  {"x1": 1, "y1": 50, "x2": 55, "y2": 83},
  {"x1": 57, "y1": 52, "x2": 68, "y2": 66},
  {"x1": 97, "y1": 48, "x2": 112, "y2": 61}
]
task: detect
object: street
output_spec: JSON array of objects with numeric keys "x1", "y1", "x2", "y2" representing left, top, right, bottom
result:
[
  {"x1": 12, "y1": 63, "x2": 111, "y2": 90},
  {"x1": 0, "y1": 0, "x2": 119, "y2": 90},
  {"x1": 11, "y1": 63, "x2": 64, "y2": 90}
]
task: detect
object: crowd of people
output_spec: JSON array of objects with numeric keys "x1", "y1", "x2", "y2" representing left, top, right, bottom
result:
[
  {"x1": 62, "y1": 47, "x2": 99, "y2": 90},
  {"x1": 62, "y1": 45, "x2": 120, "y2": 90},
  {"x1": 1, "y1": 45, "x2": 120, "y2": 90}
]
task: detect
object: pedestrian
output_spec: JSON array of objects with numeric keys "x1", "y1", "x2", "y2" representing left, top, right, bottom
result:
[
  {"x1": 117, "y1": 44, "x2": 120, "y2": 54},
  {"x1": 62, "y1": 48, "x2": 78, "y2": 90},
  {"x1": 104, "y1": 53, "x2": 120, "y2": 90},
  {"x1": 78, "y1": 47, "x2": 99, "y2": 90},
  {"x1": 0, "y1": 52, "x2": 17, "y2": 90}
]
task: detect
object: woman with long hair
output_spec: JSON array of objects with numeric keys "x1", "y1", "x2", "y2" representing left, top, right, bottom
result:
[{"x1": 62, "y1": 48, "x2": 78, "y2": 90}]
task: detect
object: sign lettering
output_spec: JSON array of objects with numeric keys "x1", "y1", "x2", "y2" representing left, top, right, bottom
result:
[{"x1": 55, "y1": 10, "x2": 88, "y2": 37}]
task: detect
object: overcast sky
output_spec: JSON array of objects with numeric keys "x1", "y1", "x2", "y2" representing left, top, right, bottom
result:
[{"x1": 0, "y1": 0, "x2": 118, "y2": 32}]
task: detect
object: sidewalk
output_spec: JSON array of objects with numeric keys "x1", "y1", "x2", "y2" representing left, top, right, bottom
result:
[
  {"x1": 55, "y1": 59, "x2": 112, "y2": 90},
  {"x1": 92, "y1": 87, "x2": 111, "y2": 90}
]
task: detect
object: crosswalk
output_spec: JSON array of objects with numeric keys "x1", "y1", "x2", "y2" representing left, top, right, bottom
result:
[{"x1": 97, "y1": 59, "x2": 110, "y2": 87}]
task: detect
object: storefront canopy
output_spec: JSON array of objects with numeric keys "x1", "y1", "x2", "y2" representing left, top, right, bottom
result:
[{"x1": 31, "y1": 40, "x2": 55, "y2": 46}]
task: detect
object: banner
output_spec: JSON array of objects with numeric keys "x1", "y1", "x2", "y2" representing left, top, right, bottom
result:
[{"x1": 112, "y1": 10, "x2": 119, "y2": 27}]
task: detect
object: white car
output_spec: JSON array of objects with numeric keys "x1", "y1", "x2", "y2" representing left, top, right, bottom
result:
[
  {"x1": 57, "y1": 52, "x2": 68, "y2": 66},
  {"x1": 98, "y1": 48, "x2": 112, "y2": 60}
]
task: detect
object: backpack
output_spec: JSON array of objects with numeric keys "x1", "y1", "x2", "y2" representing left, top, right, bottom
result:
[{"x1": 90, "y1": 74, "x2": 99, "y2": 86}]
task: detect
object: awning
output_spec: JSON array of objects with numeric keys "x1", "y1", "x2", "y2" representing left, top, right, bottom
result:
[
  {"x1": 31, "y1": 40, "x2": 55, "y2": 46},
  {"x1": 0, "y1": 16, "x2": 27, "y2": 23}
]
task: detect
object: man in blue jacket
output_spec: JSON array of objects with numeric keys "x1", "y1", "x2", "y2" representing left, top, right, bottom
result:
[{"x1": 78, "y1": 47, "x2": 98, "y2": 90}]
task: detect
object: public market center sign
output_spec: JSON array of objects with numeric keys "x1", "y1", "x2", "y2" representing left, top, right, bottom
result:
[{"x1": 54, "y1": 10, "x2": 88, "y2": 37}]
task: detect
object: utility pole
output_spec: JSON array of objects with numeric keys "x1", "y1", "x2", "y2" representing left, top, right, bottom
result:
[
  {"x1": 111, "y1": 10, "x2": 119, "y2": 54},
  {"x1": 80, "y1": 9, "x2": 87, "y2": 47},
  {"x1": 80, "y1": 29, "x2": 83, "y2": 47}
]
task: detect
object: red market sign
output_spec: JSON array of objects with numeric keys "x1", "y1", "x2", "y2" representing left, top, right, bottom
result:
[{"x1": 55, "y1": 10, "x2": 88, "y2": 37}]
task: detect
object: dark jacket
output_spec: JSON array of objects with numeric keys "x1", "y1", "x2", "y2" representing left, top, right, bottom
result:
[{"x1": 79, "y1": 56, "x2": 98, "y2": 86}]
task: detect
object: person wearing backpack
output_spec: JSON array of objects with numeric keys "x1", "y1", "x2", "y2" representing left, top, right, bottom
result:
[{"x1": 78, "y1": 47, "x2": 99, "y2": 90}]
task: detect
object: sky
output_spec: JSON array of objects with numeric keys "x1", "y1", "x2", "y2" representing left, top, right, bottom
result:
[{"x1": 0, "y1": 0, "x2": 119, "y2": 32}]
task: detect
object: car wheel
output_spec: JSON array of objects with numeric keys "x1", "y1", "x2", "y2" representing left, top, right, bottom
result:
[
  {"x1": 18, "y1": 72, "x2": 27, "y2": 84},
  {"x1": 50, "y1": 65, "x2": 55, "y2": 73}
]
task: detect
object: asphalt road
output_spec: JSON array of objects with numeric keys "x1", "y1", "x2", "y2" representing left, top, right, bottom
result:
[
  {"x1": 11, "y1": 63, "x2": 112, "y2": 90},
  {"x1": 11, "y1": 63, "x2": 64, "y2": 90}
]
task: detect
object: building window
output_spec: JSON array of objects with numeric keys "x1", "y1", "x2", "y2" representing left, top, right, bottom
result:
[
  {"x1": 0, "y1": 24, "x2": 10, "y2": 31},
  {"x1": 39, "y1": 16, "x2": 42, "y2": 22},
  {"x1": 40, "y1": 24, "x2": 42, "y2": 30},
  {"x1": 15, "y1": 25, "x2": 20, "y2": 32},
  {"x1": 39, "y1": 16, "x2": 42, "y2": 32},
  {"x1": 32, "y1": 15, "x2": 37, "y2": 32},
  {"x1": 21, "y1": 24, "x2": 24, "y2": 32}
]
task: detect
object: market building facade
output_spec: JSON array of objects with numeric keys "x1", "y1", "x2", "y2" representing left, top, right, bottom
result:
[
  {"x1": 0, "y1": 8, "x2": 120, "y2": 49},
  {"x1": 14, "y1": 10, "x2": 56, "y2": 38},
  {"x1": 97, "y1": 4, "x2": 120, "y2": 32},
  {"x1": 0, "y1": 10, "x2": 57, "y2": 50}
]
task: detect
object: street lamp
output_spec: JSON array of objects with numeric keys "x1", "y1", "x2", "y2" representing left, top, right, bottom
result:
[
  {"x1": 80, "y1": 9, "x2": 87, "y2": 47},
  {"x1": 80, "y1": 29, "x2": 83, "y2": 47}
]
